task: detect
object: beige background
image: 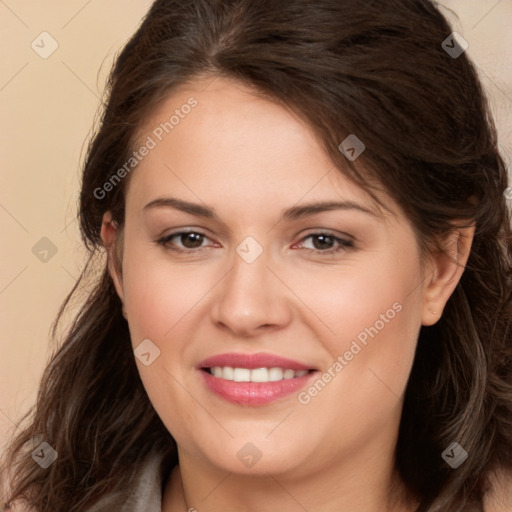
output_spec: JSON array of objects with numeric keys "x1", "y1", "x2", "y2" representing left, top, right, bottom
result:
[{"x1": 1, "y1": 1, "x2": 511, "y2": 454}]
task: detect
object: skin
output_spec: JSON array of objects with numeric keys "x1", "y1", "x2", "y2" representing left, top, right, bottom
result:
[{"x1": 100, "y1": 76, "x2": 474, "y2": 512}]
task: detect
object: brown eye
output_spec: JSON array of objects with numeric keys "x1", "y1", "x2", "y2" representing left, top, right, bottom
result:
[
  {"x1": 311, "y1": 234, "x2": 335, "y2": 250},
  {"x1": 156, "y1": 231, "x2": 210, "y2": 251},
  {"x1": 296, "y1": 232, "x2": 354, "y2": 254},
  {"x1": 179, "y1": 232, "x2": 205, "y2": 248}
]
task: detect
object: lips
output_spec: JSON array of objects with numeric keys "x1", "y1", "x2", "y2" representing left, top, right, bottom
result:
[
  {"x1": 199, "y1": 352, "x2": 314, "y2": 371},
  {"x1": 197, "y1": 352, "x2": 318, "y2": 406}
]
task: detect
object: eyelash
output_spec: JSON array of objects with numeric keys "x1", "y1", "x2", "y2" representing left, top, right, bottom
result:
[{"x1": 155, "y1": 230, "x2": 355, "y2": 255}]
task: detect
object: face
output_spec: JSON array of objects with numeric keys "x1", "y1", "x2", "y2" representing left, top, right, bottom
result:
[{"x1": 101, "y1": 76, "x2": 462, "y2": 479}]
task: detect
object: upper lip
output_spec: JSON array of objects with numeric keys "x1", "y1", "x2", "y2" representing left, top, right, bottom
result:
[{"x1": 198, "y1": 352, "x2": 316, "y2": 371}]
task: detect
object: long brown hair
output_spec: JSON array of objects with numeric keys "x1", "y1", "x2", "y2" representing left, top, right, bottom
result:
[{"x1": 2, "y1": 1, "x2": 511, "y2": 510}]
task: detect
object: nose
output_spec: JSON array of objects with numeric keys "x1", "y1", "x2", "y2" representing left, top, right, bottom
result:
[{"x1": 210, "y1": 248, "x2": 293, "y2": 337}]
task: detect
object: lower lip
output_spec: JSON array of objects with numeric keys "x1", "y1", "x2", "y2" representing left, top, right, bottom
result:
[{"x1": 200, "y1": 369, "x2": 316, "y2": 406}]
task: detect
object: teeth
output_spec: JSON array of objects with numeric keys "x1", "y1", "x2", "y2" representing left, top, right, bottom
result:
[
  {"x1": 223, "y1": 366, "x2": 234, "y2": 380},
  {"x1": 208, "y1": 366, "x2": 310, "y2": 382},
  {"x1": 268, "y1": 367, "x2": 283, "y2": 381},
  {"x1": 283, "y1": 369, "x2": 295, "y2": 379},
  {"x1": 233, "y1": 368, "x2": 251, "y2": 382},
  {"x1": 250, "y1": 368, "x2": 269, "y2": 382}
]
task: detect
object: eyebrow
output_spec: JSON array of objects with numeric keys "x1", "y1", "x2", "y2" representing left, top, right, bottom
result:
[{"x1": 142, "y1": 196, "x2": 380, "y2": 221}]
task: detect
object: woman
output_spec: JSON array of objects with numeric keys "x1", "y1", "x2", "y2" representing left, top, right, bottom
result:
[{"x1": 2, "y1": 0, "x2": 511, "y2": 510}]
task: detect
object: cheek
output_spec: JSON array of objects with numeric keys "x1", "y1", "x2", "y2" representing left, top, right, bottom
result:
[
  {"x1": 120, "y1": 245, "x2": 214, "y2": 442},
  {"x1": 120, "y1": 242, "x2": 217, "y2": 344},
  {"x1": 293, "y1": 250, "x2": 423, "y2": 436},
  {"x1": 279, "y1": 247, "x2": 421, "y2": 358}
]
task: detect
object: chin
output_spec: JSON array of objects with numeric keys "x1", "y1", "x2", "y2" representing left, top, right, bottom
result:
[{"x1": 186, "y1": 434, "x2": 310, "y2": 476}]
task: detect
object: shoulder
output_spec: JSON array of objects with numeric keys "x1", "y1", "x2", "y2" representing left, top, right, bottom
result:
[{"x1": 483, "y1": 466, "x2": 512, "y2": 512}]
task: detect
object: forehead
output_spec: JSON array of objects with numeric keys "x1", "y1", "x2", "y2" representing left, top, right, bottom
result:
[{"x1": 128, "y1": 76, "x2": 392, "y2": 217}]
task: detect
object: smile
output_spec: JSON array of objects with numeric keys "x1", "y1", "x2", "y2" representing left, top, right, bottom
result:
[
  {"x1": 197, "y1": 353, "x2": 318, "y2": 406},
  {"x1": 205, "y1": 366, "x2": 310, "y2": 382}
]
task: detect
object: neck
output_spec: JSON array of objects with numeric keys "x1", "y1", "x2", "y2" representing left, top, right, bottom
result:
[{"x1": 162, "y1": 435, "x2": 417, "y2": 512}]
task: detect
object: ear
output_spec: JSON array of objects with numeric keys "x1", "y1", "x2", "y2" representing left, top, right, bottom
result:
[
  {"x1": 421, "y1": 225, "x2": 475, "y2": 326},
  {"x1": 100, "y1": 211, "x2": 125, "y2": 304}
]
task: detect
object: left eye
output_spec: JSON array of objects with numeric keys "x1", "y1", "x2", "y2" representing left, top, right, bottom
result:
[{"x1": 296, "y1": 233, "x2": 354, "y2": 253}]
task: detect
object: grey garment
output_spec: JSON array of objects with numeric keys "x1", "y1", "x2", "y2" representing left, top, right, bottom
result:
[{"x1": 85, "y1": 450, "x2": 166, "y2": 512}]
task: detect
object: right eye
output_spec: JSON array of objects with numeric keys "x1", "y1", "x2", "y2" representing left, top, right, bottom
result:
[{"x1": 155, "y1": 230, "x2": 217, "y2": 252}]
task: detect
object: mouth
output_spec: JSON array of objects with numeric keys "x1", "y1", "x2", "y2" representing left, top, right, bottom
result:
[
  {"x1": 197, "y1": 353, "x2": 319, "y2": 406},
  {"x1": 202, "y1": 366, "x2": 313, "y2": 382}
]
